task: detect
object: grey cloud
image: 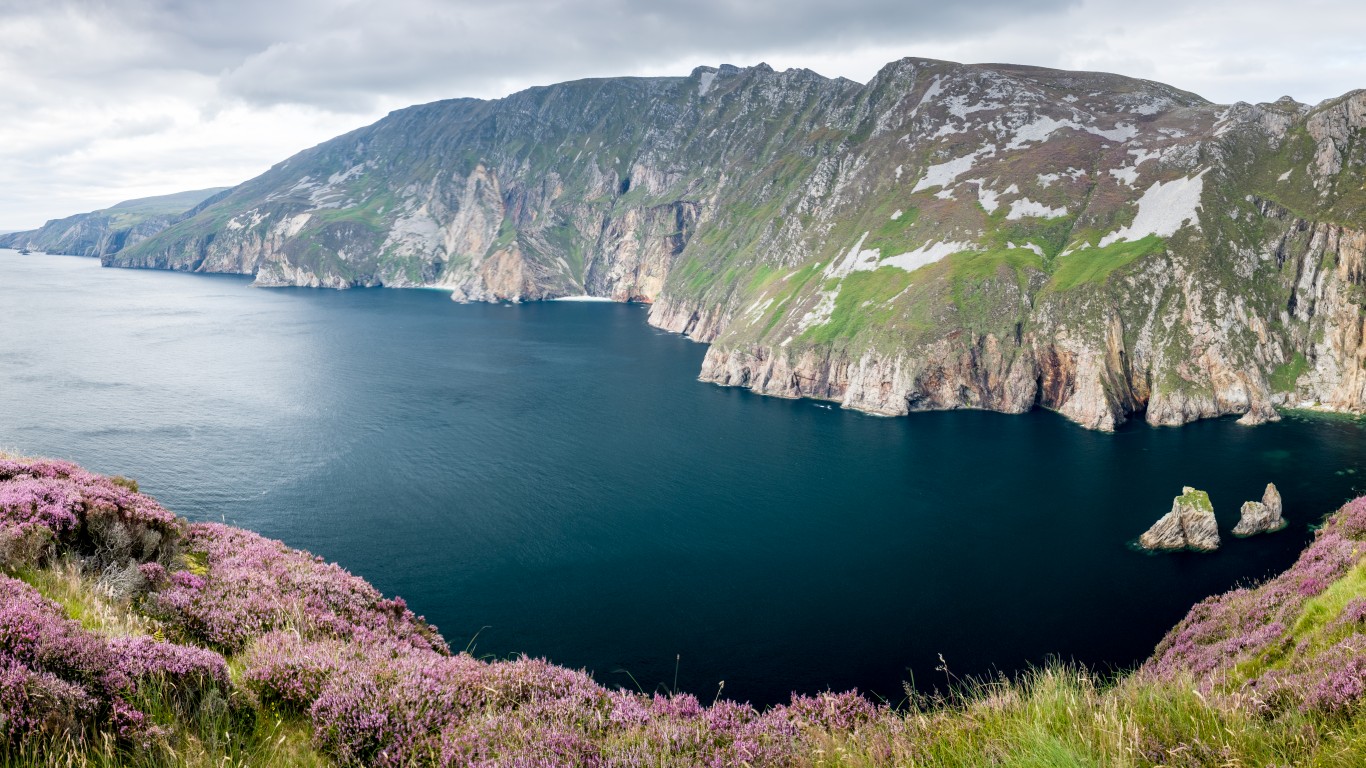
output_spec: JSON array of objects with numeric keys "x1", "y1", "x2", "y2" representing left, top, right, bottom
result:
[
  {"x1": 212, "y1": 0, "x2": 1078, "y2": 110},
  {"x1": 3, "y1": 0, "x2": 1366, "y2": 229}
]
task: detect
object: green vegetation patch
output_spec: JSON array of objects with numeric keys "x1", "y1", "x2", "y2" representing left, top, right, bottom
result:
[
  {"x1": 1232, "y1": 556, "x2": 1366, "y2": 686},
  {"x1": 312, "y1": 189, "x2": 396, "y2": 232},
  {"x1": 1046, "y1": 235, "x2": 1166, "y2": 292},
  {"x1": 1270, "y1": 352, "x2": 1311, "y2": 394},
  {"x1": 947, "y1": 248, "x2": 1043, "y2": 283},
  {"x1": 1176, "y1": 487, "x2": 1214, "y2": 515},
  {"x1": 946, "y1": 248, "x2": 1042, "y2": 330},
  {"x1": 863, "y1": 206, "x2": 921, "y2": 254},
  {"x1": 800, "y1": 268, "x2": 916, "y2": 345}
]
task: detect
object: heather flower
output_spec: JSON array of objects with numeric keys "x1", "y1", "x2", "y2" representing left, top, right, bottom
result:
[
  {"x1": 170, "y1": 571, "x2": 205, "y2": 591},
  {"x1": 107, "y1": 636, "x2": 229, "y2": 690},
  {"x1": 0, "y1": 575, "x2": 131, "y2": 697},
  {"x1": 1306, "y1": 654, "x2": 1366, "y2": 714},
  {"x1": 1339, "y1": 598, "x2": 1366, "y2": 627},
  {"x1": 781, "y1": 689, "x2": 878, "y2": 731},
  {"x1": 0, "y1": 658, "x2": 98, "y2": 745},
  {"x1": 241, "y1": 632, "x2": 354, "y2": 712},
  {"x1": 1327, "y1": 496, "x2": 1366, "y2": 539},
  {"x1": 0, "y1": 571, "x2": 230, "y2": 750},
  {"x1": 136, "y1": 561, "x2": 167, "y2": 588}
]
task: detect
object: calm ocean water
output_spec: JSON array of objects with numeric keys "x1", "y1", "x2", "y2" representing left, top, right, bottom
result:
[{"x1": 3, "y1": 249, "x2": 1363, "y2": 705}]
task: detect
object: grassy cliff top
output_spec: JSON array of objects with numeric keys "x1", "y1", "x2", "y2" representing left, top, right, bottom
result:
[{"x1": 1178, "y1": 487, "x2": 1215, "y2": 514}]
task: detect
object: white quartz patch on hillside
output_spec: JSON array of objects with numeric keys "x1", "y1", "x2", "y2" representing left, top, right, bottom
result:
[
  {"x1": 327, "y1": 163, "x2": 367, "y2": 187},
  {"x1": 826, "y1": 231, "x2": 971, "y2": 280},
  {"x1": 797, "y1": 287, "x2": 839, "y2": 332},
  {"x1": 822, "y1": 232, "x2": 880, "y2": 279},
  {"x1": 1090, "y1": 123, "x2": 1140, "y2": 142},
  {"x1": 1099, "y1": 170, "x2": 1208, "y2": 247},
  {"x1": 1008, "y1": 241, "x2": 1046, "y2": 256},
  {"x1": 973, "y1": 181, "x2": 1017, "y2": 213},
  {"x1": 800, "y1": 231, "x2": 972, "y2": 332},
  {"x1": 1005, "y1": 116, "x2": 1139, "y2": 150},
  {"x1": 881, "y1": 240, "x2": 971, "y2": 272},
  {"x1": 229, "y1": 209, "x2": 267, "y2": 231},
  {"x1": 976, "y1": 183, "x2": 1001, "y2": 213},
  {"x1": 913, "y1": 77, "x2": 944, "y2": 115},
  {"x1": 944, "y1": 94, "x2": 1002, "y2": 119},
  {"x1": 1038, "y1": 168, "x2": 1085, "y2": 187},
  {"x1": 913, "y1": 146, "x2": 995, "y2": 192},
  {"x1": 1006, "y1": 198, "x2": 1068, "y2": 220},
  {"x1": 1108, "y1": 148, "x2": 1162, "y2": 187},
  {"x1": 281, "y1": 213, "x2": 312, "y2": 238},
  {"x1": 1006, "y1": 116, "x2": 1076, "y2": 150},
  {"x1": 698, "y1": 71, "x2": 717, "y2": 96},
  {"x1": 1110, "y1": 165, "x2": 1140, "y2": 186}
]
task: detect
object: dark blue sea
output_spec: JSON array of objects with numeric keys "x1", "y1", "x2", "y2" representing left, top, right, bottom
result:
[{"x1": 3, "y1": 249, "x2": 1363, "y2": 706}]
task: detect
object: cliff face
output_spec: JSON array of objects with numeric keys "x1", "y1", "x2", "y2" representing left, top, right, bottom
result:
[
  {"x1": 99, "y1": 60, "x2": 1366, "y2": 430},
  {"x1": 0, "y1": 188, "x2": 228, "y2": 258}
]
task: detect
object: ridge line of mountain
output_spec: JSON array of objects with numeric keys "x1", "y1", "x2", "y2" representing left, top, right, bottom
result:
[{"x1": 9, "y1": 56, "x2": 1366, "y2": 431}]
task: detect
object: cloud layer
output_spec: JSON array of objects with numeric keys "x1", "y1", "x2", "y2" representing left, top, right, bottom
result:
[{"x1": 1, "y1": 0, "x2": 1363, "y2": 229}]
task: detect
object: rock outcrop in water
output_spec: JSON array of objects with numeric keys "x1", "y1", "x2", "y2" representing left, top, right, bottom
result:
[
  {"x1": 1233, "y1": 482, "x2": 1286, "y2": 536},
  {"x1": 18, "y1": 58, "x2": 1366, "y2": 432},
  {"x1": 1140, "y1": 487, "x2": 1221, "y2": 552}
]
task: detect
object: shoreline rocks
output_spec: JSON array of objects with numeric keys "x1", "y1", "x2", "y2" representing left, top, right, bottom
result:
[
  {"x1": 1233, "y1": 482, "x2": 1286, "y2": 536},
  {"x1": 1139, "y1": 487, "x2": 1221, "y2": 552}
]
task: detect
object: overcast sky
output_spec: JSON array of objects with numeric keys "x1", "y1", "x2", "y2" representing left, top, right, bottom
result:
[{"x1": 2, "y1": 0, "x2": 1363, "y2": 230}]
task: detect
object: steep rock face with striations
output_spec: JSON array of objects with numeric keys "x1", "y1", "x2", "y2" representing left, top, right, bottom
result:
[
  {"x1": 103, "y1": 58, "x2": 1366, "y2": 430},
  {"x1": 0, "y1": 188, "x2": 229, "y2": 258}
]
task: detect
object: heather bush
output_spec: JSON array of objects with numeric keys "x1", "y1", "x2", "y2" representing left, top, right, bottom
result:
[
  {"x1": 0, "y1": 458, "x2": 184, "y2": 571},
  {"x1": 108, "y1": 636, "x2": 230, "y2": 700},
  {"x1": 0, "y1": 571, "x2": 234, "y2": 752},
  {"x1": 241, "y1": 632, "x2": 356, "y2": 712},
  {"x1": 147, "y1": 523, "x2": 444, "y2": 654},
  {"x1": 0, "y1": 657, "x2": 97, "y2": 746}
]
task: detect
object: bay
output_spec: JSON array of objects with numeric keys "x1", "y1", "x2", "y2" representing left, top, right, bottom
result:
[{"x1": 2, "y1": 249, "x2": 1363, "y2": 705}]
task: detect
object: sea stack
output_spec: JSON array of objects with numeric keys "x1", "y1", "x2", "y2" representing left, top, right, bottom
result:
[
  {"x1": 1140, "y1": 487, "x2": 1221, "y2": 552},
  {"x1": 1232, "y1": 483, "x2": 1286, "y2": 536}
]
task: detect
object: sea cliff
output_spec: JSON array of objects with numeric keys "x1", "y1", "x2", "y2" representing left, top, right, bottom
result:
[{"x1": 32, "y1": 59, "x2": 1355, "y2": 431}]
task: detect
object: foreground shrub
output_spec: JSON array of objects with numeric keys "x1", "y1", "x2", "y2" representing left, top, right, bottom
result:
[
  {"x1": 146, "y1": 523, "x2": 445, "y2": 654},
  {"x1": 0, "y1": 573, "x2": 232, "y2": 750},
  {"x1": 0, "y1": 458, "x2": 183, "y2": 572}
]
